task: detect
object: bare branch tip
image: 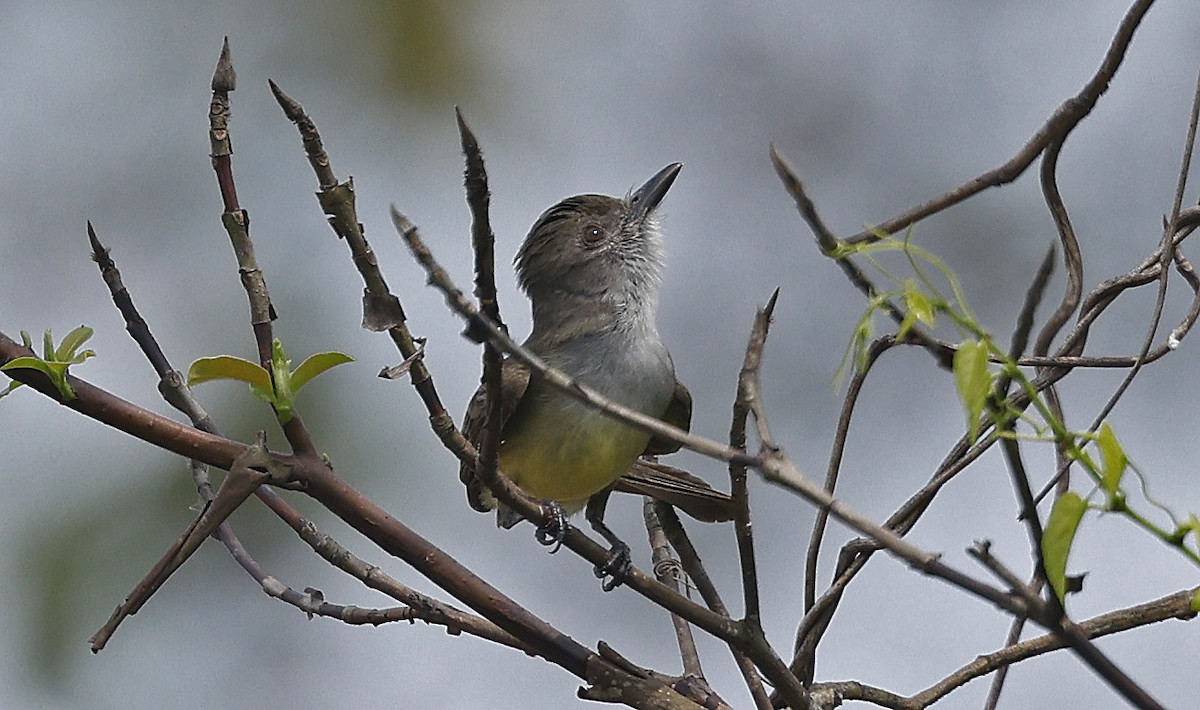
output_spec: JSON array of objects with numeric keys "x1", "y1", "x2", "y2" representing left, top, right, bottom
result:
[
  {"x1": 211, "y1": 37, "x2": 236, "y2": 92},
  {"x1": 86, "y1": 221, "x2": 107, "y2": 261},
  {"x1": 768, "y1": 144, "x2": 790, "y2": 172},
  {"x1": 765, "y1": 287, "x2": 781, "y2": 317},
  {"x1": 389, "y1": 205, "x2": 415, "y2": 234},
  {"x1": 1040, "y1": 240, "x2": 1058, "y2": 272},
  {"x1": 268, "y1": 80, "x2": 303, "y2": 121},
  {"x1": 769, "y1": 146, "x2": 804, "y2": 192},
  {"x1": 456, "y1": 108, "x2": 479, "y2": 152}
]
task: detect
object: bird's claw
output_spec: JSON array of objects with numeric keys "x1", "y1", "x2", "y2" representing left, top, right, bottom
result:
[
  {"x1": 594, "y1": 541, "x2": 631, "y2": 591},
  {"x1": 534, "y1": 501, "x2": 568, "y2": 553}
]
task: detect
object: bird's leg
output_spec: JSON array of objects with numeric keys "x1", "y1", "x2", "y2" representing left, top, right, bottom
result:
[
  {"x1": 533, "y1": 501, "x2": 568, "y2": 553},
  {"x1": 585, "y1": 486, "x2": 630, "y2": 591}
]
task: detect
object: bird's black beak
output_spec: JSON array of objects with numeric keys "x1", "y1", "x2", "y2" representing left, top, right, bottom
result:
[{"x1": 630, "y1": 162, "x2": 682, "y2": 221}]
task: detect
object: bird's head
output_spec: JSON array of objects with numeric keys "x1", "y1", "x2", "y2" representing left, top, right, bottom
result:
[{"x1": 515, "y1": 163, "x2": 682, "y2": 309}]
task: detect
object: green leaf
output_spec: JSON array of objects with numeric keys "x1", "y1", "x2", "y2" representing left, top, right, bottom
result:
[
  {"x1": 0, "y1": 356, "x2": 76, "y2": 400},
  {"x1": 852, "y1": 316, "x2": 874, "y2": 376},
  {"x1": 953, "y1": 340, "x2": 992, "y2": 443},
  {"x1": 898, "y1": 279, "x2": 936, "y2": 341},
  {"x1": 55, "y1": 325, "x2": 94, "y2": 361},
  {"x1": 1043, "y1": 492, "x2": 1088, "y2": 603},
  {"x1": 187, "y1": 355, "x2": 272, "y2": 393},
  {"x1": 0, "y1": 357, "x2": 43, "y2": 375},
  {"x1": 0, "y1": 327, "x2": 97, "y2": 402},
  {"x1": 1095, "y1": 422, "x2": 1127, "y2": 495},
  {"x1": 291, "y1": 351, "x2": 355, "y2": 392},
  {"x1": 187, "y1": 342, "x2": 353, "y2": 426},
  {"x1": 1191, "y1": 589, "x2": 1200, "y2": 614},
  {"x1": 904, "y1": 279, "x2": 935, "y2": 326},
  {"x1": 0, "y1": 332, "x2": 37, "y2": 398}
]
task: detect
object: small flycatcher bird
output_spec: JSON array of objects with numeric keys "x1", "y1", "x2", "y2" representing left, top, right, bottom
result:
[{"x1": 459, "y1": 163, "x2": 730, "y2": 588}]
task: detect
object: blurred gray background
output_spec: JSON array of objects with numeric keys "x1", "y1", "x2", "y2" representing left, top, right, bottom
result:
[{"x1": 2, "y1": 2, "x2": 1198, "y2": 708}]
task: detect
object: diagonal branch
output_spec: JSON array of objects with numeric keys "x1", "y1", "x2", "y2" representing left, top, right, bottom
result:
[
  {"x1": 839, "y1": 0, "x2": 1155, "y2": 247},
  {"x1": 89, "y1": 434, "x2": 277, "y2": 650}
]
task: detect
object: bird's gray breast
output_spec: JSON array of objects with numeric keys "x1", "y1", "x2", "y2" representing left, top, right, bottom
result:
[{"x1": 540, "y1": 328, "x2": 675, "y2": 417}]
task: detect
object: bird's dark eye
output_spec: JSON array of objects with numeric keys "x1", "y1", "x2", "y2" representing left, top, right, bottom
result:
[{"x1": 581, "y1": 223, "x2": 605, "y2": 246}]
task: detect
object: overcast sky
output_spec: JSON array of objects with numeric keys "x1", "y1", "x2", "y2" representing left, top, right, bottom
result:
[{"x1": 2, "y1": 2, "x2": 1198, "y2": 708}]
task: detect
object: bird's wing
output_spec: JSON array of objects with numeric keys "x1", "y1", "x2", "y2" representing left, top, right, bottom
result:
[
  {"x1": 643, "y1": 379, "x2": 692, "y2": 456},
  {"x1": 459, "y1": 358, "x2": 530, "y2": 513},
  {"x1": 636, "y1": 380, "x2": 734, "y2": 522}
]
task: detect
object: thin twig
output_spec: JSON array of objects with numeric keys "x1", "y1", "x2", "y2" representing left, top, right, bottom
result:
[
  {"x1": 457, "y1": 109, "x2": 508, "y2": 514},
  {"x1": 269, "y1": 78, "x2": 468, "y2": 467},
  {"x1": 89, "y1": 225, "x2": 499, "y2": 645},
  {"x1": 653, "y1": 504, "x2": 772, "y2": 710},
  {"x1": 1168, "y1": 64, "x2": 1200, "y2": 226},
  {"x1": 907, "y1": 586, "x2": 1198, "y2": 708},
  {"x1": 980, "y1": 240, "x2": 1057, "y2": 707},
  {"x1": 770, "y1": 148, "x2": 954, "y2": 370},
  {"x1": 644, "y1": 500, "x2": 704, "y2": 678},
  {"x1": 208, "y1": 39, "x2": 276, "y2": 369},
  {"x1": 730, "y1": 290, "x2": 778, "y2": 628},
  {"x1": 795, "y1": 335, "x2": 894, "y2": 683},
  {"x1": 90, "y1": 435, "x2": 277, "y2": 650},
  {"x1": 1032, "y1": 138, "x2": 1084, "y2": 360},
  {"x1": 839, "y1": 0, "x2": 1156, "y2": 247},
  {"x1": 1072, "y1": 60, "x2": 1200, "y2": 449}
]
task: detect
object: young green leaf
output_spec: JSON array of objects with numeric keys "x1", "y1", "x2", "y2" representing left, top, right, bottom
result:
[
  {"x1": 0, "y1": 357, "x2": 76, "y2": 400},
  {"x1": 0, "y1": 331, "x2": 37, "y2": 398},
  {"x1": 56, "y1": 325, "x2": 95, "y2": 361},
  {"x1": 267, "y1": 340, "x2": 297, "y2": 423},
  {"x1": 291, "y1": 351, "x2": 355, "y2": 392},
  {"x1": 1043, "y1": 492, "x2": 1088, "y2": 603},
  {"x1": 0, "y1": 327, "x2": 96, "y2": 401},
  {"x1": 1095, "y1": 422, "x2": 1127, "y2": 495},
  {"x1": 953, "y1": 340, "x2": 992, "y2": 443},
  {"x1": 187, "y1": 342, "x2": 353, "y2": 425},
  {"x1": 898, "y1": 278, "x2": 935, "y2": 341},
  {"x1": 187, "y1": 355, "x2": 272, "y2": 394}
]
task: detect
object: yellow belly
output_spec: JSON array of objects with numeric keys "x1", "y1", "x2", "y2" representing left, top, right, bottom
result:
[{"x1": 498, "y1": 404, "x2": 651, "y2": 506}]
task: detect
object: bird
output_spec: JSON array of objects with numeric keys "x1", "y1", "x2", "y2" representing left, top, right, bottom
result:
[{"x1": 459, "y1": 163, "x2": 731, "y2": 588}]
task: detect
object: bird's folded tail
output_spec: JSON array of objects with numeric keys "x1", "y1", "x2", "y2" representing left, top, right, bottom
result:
[
  {"x1": 615, "y1": 459, "x2": 734, "y2": 523},
  {"x1": 468, "y1": 458, "x2": 733, "y2": 525}
]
